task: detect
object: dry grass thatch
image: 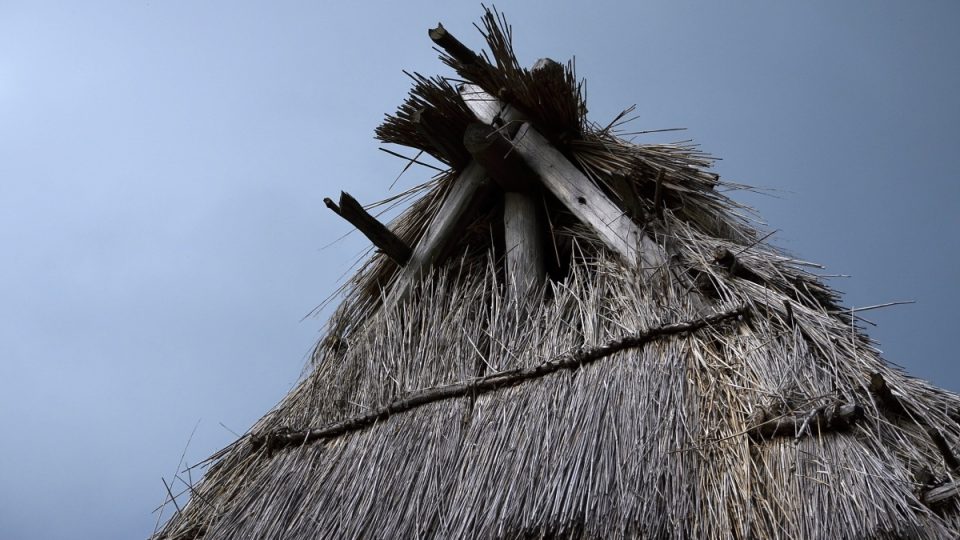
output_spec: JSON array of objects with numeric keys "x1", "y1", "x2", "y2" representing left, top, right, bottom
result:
[{"x1": 154, "y1": 8, "x2": 960, "y2": 539}]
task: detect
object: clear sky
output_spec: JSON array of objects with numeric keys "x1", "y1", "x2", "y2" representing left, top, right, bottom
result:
[{"x1": 1, "y1": 2, "x2": 957, "y2": 539}]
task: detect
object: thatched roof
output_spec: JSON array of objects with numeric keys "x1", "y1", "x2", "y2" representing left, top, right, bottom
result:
[{"x1": 154, "y1": 9, "x2": 960, "y2": 539}]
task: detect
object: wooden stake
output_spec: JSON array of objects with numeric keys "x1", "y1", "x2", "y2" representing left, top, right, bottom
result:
[
  {"x1": 428, "y1": 23, "x2": 480, "y2": 65},
  {"x1": 325, "y1": 192, "x2": 412, "y2": 265}
]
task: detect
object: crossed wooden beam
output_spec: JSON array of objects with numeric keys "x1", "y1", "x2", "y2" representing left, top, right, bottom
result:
[{"x1": 327, "y1": 25, "x2": 669, "y2": 308}]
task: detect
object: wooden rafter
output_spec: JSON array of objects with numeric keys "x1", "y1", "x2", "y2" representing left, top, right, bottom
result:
[{"x1": 459, "y1": 86, "x2": 670, "y2": 277}]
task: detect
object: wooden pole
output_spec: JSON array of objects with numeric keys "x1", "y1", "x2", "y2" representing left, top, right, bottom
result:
[
  {"x1": 385, "y1": 86, "x2": 531, "y2": 307},
  {"x1": 510, "y1": 123, "x2": 668, "y2": 275},
  {"x1": 385, "y1": 162, "x2": 490, "y2": 307},
  {"x1": 458, "y1": 86, "x2": 670, "y2": 276},
  {"x1": 463, "y1": 123, "x2": 544, "y2": 302},
  {"x1": 459, "y1": 83, "x2": 527, "y2": 127},
  {"x1": 503, "y1": 192, "x2": 545, "y2": 301},
  {"x1": 428, "y1": 23, "x2": 480, "y2": 65},
  {"x1": 324, "y1": 192, "x2": 411, "y2": 265},
  {"x1": 749, "y1": 403, "x2": 864, "y2": 440}
]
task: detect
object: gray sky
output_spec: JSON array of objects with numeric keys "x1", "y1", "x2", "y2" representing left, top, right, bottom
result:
[{"x1": 1, "y1": 2, "x2": 957, "y2": 539}]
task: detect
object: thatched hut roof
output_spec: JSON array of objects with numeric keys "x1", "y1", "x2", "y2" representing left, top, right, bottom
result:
[{"x1": 154, "y1": 9, "x2": 960, "y2": 539}]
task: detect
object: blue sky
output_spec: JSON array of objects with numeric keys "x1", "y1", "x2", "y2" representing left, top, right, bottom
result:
[{"x1": 1, "y1": 2, "x2": 957, "y2": 538}]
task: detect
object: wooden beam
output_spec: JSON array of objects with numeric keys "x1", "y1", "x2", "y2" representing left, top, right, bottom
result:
[
  {"x1": 462, "y1": 118, "x2": 544, "y2": 302},
  {"x1": 428, "y1": 23, "x2": 480, "y2": 66},
  {"x1": 384, "y1": 86, "x2": 534, "y2": 307},
  {"x1": 385, "y1": 162, "x2": 489, "y2": 307},
  {"x1": 511, "y1": 123, "x2": 667, "y2": 273},
  {"x1": 325, "y1": 192, "x2": 411, "y2": 265},
  {"x1": 459, "y1": 83, "x2": 527, "y2": 127},
  {"x1": 463, "y1": 122, "x2": 544, "y2": 300},
  {"x1": 504, "y1": 192, "x2": 545, "y2": 302},
  {"x1": 460, "y1": 86, "x2": 668, "y2": 274},
  {"x1": 749, "y1": 403, "x2": 864, "y2": 440},
  {"x1": 923, "y1": 481, "x2": 960, "y2": 506}
]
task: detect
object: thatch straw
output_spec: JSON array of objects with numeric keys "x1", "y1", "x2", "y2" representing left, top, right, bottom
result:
[{"x1": 154, "y1": 7, "x2": 960, "y2": 539}]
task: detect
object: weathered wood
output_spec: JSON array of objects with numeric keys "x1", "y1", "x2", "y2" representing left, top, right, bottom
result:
[
  {"x1": 323, "y1": 197, "x2": 341, "y2": 214},
  {"x1": 504, "y1": 192, "x2": 545, "y2": 301},
  {"x1": 923, "y1": 481, "x2": 960, "y2": 506},
  {"x1": 510, "y1": 123, "x2": 666, "y2": 273},
  {"x1": 459, "y1": 83, "x2": 527, "y2": 126},
  {"x1": 869, "y1": 372, "x2": 909, "y2": 417},
  {"x1": 386, "y1": 162, "x2": 490, "y2": 307},
  {"x1": 463, "y1": 122, "x2": 544, "y2": 300},
  {"x1": 749, "y1": 403, "x2": 864, "y2": 440},
  {"x1": 459, "y1": 86, "x2": 667, "y2": 272},
  {"x1": 385, "y1": 85, "x2": 532, "y2": 306},
  {"x1": 428, "y1": 23, "x2": 480, "y2": 65},
  {"x1": 325, "y1": 192, "x2": 411, "y2": 265},
  {"x1": 713, "y1": 247, "x2": 765, "y2": 285},
  {"x1": 531, "y1": 57, "x2": 562, "y2": 74}
]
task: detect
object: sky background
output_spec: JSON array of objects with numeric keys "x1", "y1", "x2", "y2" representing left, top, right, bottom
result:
[{"x1": 1, "y1": 1, "x2": 957, "y2": 539}]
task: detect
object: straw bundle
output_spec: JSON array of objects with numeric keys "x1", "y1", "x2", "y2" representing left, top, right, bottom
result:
[{"x1": 154, "y1": 8, "x2": 960, "y2": 539}]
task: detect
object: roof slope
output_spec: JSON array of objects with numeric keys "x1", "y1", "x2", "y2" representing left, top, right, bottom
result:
[{"x1": 154, "y1": 9, "x2": 960, "y2": 539}]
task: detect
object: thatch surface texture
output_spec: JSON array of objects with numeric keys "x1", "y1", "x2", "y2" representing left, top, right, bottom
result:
[{"x1": 154, "y1": 9, "x2": 960, "y2": 539}]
